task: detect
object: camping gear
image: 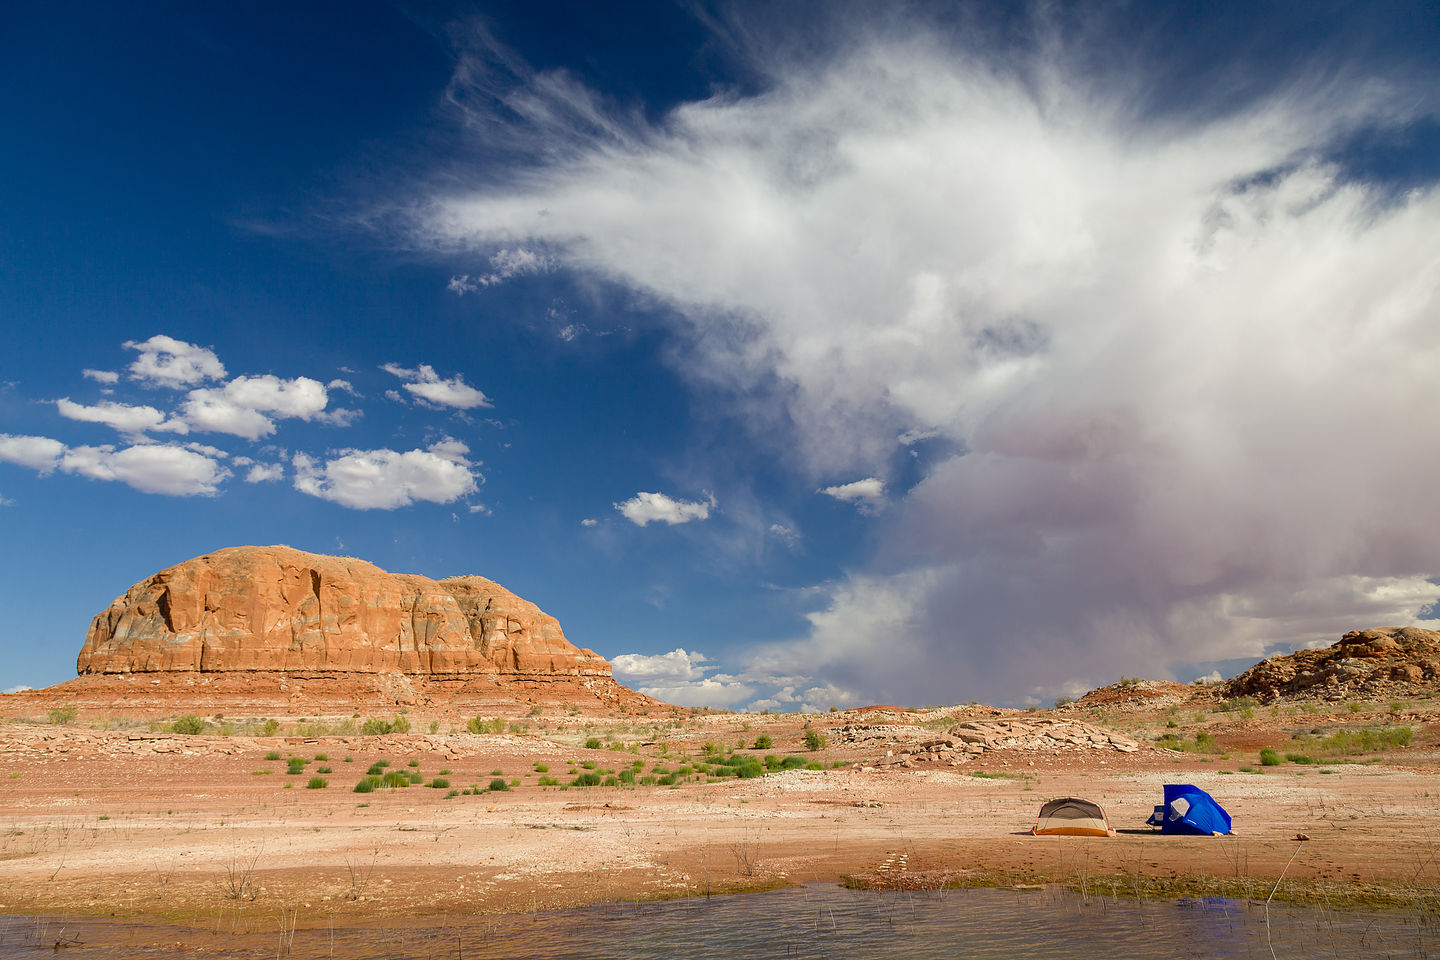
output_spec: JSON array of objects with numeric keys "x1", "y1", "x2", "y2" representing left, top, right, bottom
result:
[
  {"x1": 1145, "y1": 783, "x2": 1232, "y2": 835},
  {"x1": 1031, "y1": 797, "x2": 1116, "y2": 837}
]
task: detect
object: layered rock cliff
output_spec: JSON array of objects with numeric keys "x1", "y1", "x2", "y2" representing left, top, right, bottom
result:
[{"x1": 78, "y1": 546, "x2": 611, "y2": 678}]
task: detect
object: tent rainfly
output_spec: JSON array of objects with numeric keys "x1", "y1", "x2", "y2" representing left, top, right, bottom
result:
[
  {"x1": 1031, "y1": 797, "x2": 1116, "y2": 837},
  {"x1": 1145, "y1": 784, "x2": 1232, "y2": 835}
]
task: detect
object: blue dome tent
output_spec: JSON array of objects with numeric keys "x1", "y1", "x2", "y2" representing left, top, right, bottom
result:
[{"x1": 1145, "y1": 784, "x2": 1232, "y2": 835}]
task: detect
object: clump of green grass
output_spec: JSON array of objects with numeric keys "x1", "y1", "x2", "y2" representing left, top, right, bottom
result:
[
  {"x1": 537, "y1": 776, "x2": 559, "y2": 786},
  {"x1": 753, "y1": 734, "x2": 773, "y2": 750},
  {"x1": 489, "y1": 778, "x2": 509, "y2": 791},
  {"x1": 314, "y1": 753, "x2": 328, "y2": 761},
  {"x1": 1290, "y1": 725, "x2": 1413, "y2": 756},
  {"x1": 407, "y1": 759, "x2": 420, "y2": 768},
  {"x1": 1259, "y1": 748, "x2": 1282, "y2": 766},
  {"x1": 381, "y1": 771, "x2": 411, "y2": 789},
  {"x1": 445, "y1": 789, "x2": 460, "y2": 798},
  {"x1": 429, "y1": 777, "x2": 450, "y2": 789},
  {"x1": 437, "y1": 768, "x2": 451, "y2": 775},
  {"x1": 361, "y1": 715, "x2": 411, "y2": 735},
  {"x1": 572, "y1": 772, "x2": 602, "y2": 787},
  {"x1": 286, "y1": 758, "x2": 308, "y2": 775},
  {"x1": 353, "y1": 779, "x2": 376, "y2": 793},
  {"x1": 466, "y1": 716, "x2": 507, "y2": 734},
  {"x1": 585, "y1": 737, "x2": 603, "y2": 749},
  {"x1": 1155, "y1": 730, "x2": 1224, "y2": 754},
  {"x1": 316, "y1": 765, "x2": 333, "y2": 774},
  {"x1": 306, "y1": 776, "x2": 327, "y2": 789},
  {"x1": 251, "y1": 769, "x2": 272, "y2": 776},
  {"x1": 804, "y1": 727, "x2": 827, "y2": 751},
  {"x1": 264, "y1": 751, "x2": 282, "y2": 761},
  {"x1": 534, "y1": 762, "x2": 550, "y2": 773}
]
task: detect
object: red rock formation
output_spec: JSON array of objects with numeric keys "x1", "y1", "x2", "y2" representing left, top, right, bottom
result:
[
  {"x1": 1220, "y1": 626, "x2": 1440, "y2": 701},
  {"x1": 78, "y1": 546, "x2": 611, "y2": 678}
]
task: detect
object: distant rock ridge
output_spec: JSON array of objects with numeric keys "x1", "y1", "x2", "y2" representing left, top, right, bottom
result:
[
  {"x1": 1220, "y1": 626, "x2": 1440, "y2": 702},
  {"x1": 78, "y1": 545, "x2": 612, "y2": 678}
]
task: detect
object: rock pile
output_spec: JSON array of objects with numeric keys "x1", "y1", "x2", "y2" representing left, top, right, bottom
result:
[
  {"x1": 1220, "y1": 627, "x2": 1440, "y2": 702},
  {"x1": 843, "y1": 718, "x2": 1143, "y2": 768}
]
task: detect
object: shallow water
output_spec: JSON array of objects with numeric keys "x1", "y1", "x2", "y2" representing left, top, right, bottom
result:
[{"x1": 2, "y1": 885, "x2": 1436, "y2": 959}]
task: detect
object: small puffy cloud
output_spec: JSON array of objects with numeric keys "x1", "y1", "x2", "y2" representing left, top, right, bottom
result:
[
  {"x1": 56, "y1": 398, "x2": 188, "y2": 438},
  {"x1": 124, "y1": 335, "x2": 226, "y2": 387},
  {"x1": 222, "y1": 375, "x2": 328, "y2": 419},
  {"x1": 634, "y1": 676, "x2": 756, "y2": 709},
  {"x1": 818, "y1": 477, "x2": 885, "y2": 510},
  {"x1": 0, "y1": 434, "x2": 66, "y2": 473},
  {"x1": 0, "y1": 492, "x2": 12, "y2": 506},
  {"x1": 2, "y1": 685, "x2": 33, "y2": 694},
  {"x1": 448, "y1": 248, "x2": 553, "y2": 294},
  {"x1": 180, "y1": 389, "x2": 276, "y2": 440},
  {"x1": 580, "y1": 517, "x2": 598, "y2": 527},
  {"x1": 292, "y1": 439, "x2": 480, "y2": 510},
  {"x1": 82, "y1": 369, "x2": 119, "y2": 385},
  {"x1": 1193, "y1": 670, "x2": 1223, "y2": 685},
  {"x1": 326, "y1": 378, "x2": 359, "y2": 396},
  {"x1": 244, "y1": 463, "x2": 284, "y2": 483},
  {"x1": 58, "y1": 443, "x2": 229, "y2": 496},
  {"x1": 611, "y1": 648, "x2": 710, "y2": 685},
  {"x1": 615, "y1": 490, "x2": 716, "y2": 526},
  {"x1": 314, "y1": 407, "x2": 362, "y2": 427},
  {"x1": 381, "y1": 363, "x2": 492, "y2": 409}
]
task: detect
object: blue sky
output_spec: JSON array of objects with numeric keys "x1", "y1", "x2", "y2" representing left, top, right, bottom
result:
[{"x1": 2, "y1": 1, "x2": 1438, "y2": 708}]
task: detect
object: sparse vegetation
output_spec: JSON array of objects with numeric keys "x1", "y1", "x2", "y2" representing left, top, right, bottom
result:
[
  {"x1": 306, "y1": 776, "x2": 327, "y2": 789},
  {"x1": 47, "y1": 705, "x2": 78, "y2": 725},
  {"x1": 488, "y1": 778, "x2": 508, "y2": 791},
  {"x1": 467, "y1": 716, "x2": 507, "y2": 734},
  {"x1": 753, "y1": 734, "x2": 773, "y2": 749},
  {"x1": 1259, "y1": 748, "x2": 1282, "y2": 766},
  {"x1": 804, "y1": 727, "x2": 827, "y2": 751}
]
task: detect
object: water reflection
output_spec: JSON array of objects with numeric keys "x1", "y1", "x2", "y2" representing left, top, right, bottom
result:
[{"x1": 2, "y1": 885, "x2": 1435, "y2": 959}]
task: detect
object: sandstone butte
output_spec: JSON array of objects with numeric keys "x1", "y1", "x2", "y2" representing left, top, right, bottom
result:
[{"x1": 56, "y1": 545, "x2": 660, "y2": 715}]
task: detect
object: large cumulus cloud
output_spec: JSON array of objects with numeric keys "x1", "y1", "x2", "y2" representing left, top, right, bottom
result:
[{"x1": 419, "y1": 17, "x2": 1440, "y2": 702}]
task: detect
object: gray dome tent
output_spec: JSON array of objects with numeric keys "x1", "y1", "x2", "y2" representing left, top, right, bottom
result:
[{"x1": 1031, "y1": 797, "x2": 1116, "y2": 837}]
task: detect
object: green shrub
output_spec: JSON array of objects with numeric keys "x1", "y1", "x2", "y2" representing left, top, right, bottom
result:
[
  {"x1": 316, "y1": 766, "x2": 332, "y2": 774},
  {"x1": 265, "y1": 751, "x2": 282, "y2": 761},
  {"x1": 537, "y1": 776, "x2": 559, "y2": 786},
  {"x1": 618, "y1": 769, "x2": 636, "y2": 784},
  {"x1": 437, "y1": 768, "x2": 451, "y2": 775},
  {"x1": 306, "y1": 776, "x2": 327, "y2": 789},
  {"x1": 585, "y1": 737, "x2": 603, "y2": 749},
  {"x1": 429, "y1": 778, "x2": 450, "y2": 789},
  {"x1": 572, "y1": 772, "x2": 602, "y2": 787},
  {"x1": 803, "y1": 727, "x2": 826, "y2": 751},
  {"x1": 407, "y1": 759, "x2": 419, "y2": 768},
  {"x1": 314, "y1": 753, "x2": 328, "y2": 761},
  {"x1": 47, "y1": 705, "x2": 79, "y2": 725},
  {"x1": 467, "y1": 716, "x2": 507, "y2": 734},
  {"x1": 381, "y1": 771, "x2": 411, "y2": 789},
  {"x1": 171, "y1": 715, "x2": 206, "y2": 735},
  {"x1": 261, "y1": 719, "x2": 280, "y2": 736},
  {"x1": 407, "y1": 772, "x2": 423, "y2": 784},
  {"x1": 534, "y1": 763, "x2": 550, "y2": 773},
  {"x1": 1259, "y1": 748, "x2": 1282, "y2": 766},
  {"x1": 753, "y1": 734, "x2": 773, "y2": 750},
  {"x1": 286, "y1": 759, "x2": 308, "y2": 775},
  {"x1": 489, "y1": 778, "x2": 509, "y2": 791},
  {"x1": 353, "y1": 779, "x2": 375, "y2": 793},
  {"x1": 366, "y1": 763, "x2": 386, "y2": 776},
  {"x1": 446, "y1": 788, "x2": 460, "y2": 798},
  {"x1": 1053, "y1": 696, "x2": 1073, "y2": 709}
]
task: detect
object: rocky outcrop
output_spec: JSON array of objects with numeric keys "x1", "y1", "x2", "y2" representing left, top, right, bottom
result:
[
  {"x1": 78, "y1": 546, "x2": 612, "y2": 678},
  {"x1": 1219, "y1": 626, "x2": 1440, "y2": 702}
]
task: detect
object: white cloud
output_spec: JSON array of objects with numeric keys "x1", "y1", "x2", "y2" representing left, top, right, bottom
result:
[
  {"x1": 420, "y1": 24, "x2": 1440, "y2": 703},
  {"x1": 0, "y1": 434, "x2": 66, "y2": 473},
  {"x1": 222, "y1": 375, "x2": 329, "y2": 419},
  {"x1": 2, "y1": 685, "x2": 33, "y2": 694},
  {"x1": 314, "y1": 407, "x2": 362, "y2": 427},
  {"x1": 448, "y1": 247, "x2": 553, "y2": 294},
  {"x1": 633, "y1": 676, "x2": 756, "y2": 709},
  {"x1": 0, "y1": 492, "x2": 12, "y2": 507},
  {"x1": 818, "y1": 477, "x2": 885, "y2": 510},
  {"x1": 326, "y1": 378, "x2": 359, "y2": 395},
  {"x1": 58, "y1": 443, "x2": 229, "y2": 496},
  {"x1": 124, "y1": 335, "x2": 226, "y2": 388},
  {"x1": 291, "y1": 439, "x2": 480, "y2": 510},
  {"x1": 615, "y1": 491, "x2": 716, "y2": 526},
  {"x1": 56, "y1": 398, "x2": 188, "y2": 438},
  {"x1": 180, "y1": 389, "x2": 276, "y2": 440},
  {"x1": 244, "y1": 463, "x2": 284, "y2": 483},
  {"x1": 183, "y1": 442, "x2": 228, "y2": 458},
  {"x1": 580, "y1": 517, "x2": 598, "y2": 526},
  {"x1": 82, "y1": 369, "x2": 119, "y2": 385},
  {"x1": 611, "y1": 648, "x2": 711, "y2": 685},
  {"x1": 381, "y1": 363, "x2": 492, "y2": 409}
]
